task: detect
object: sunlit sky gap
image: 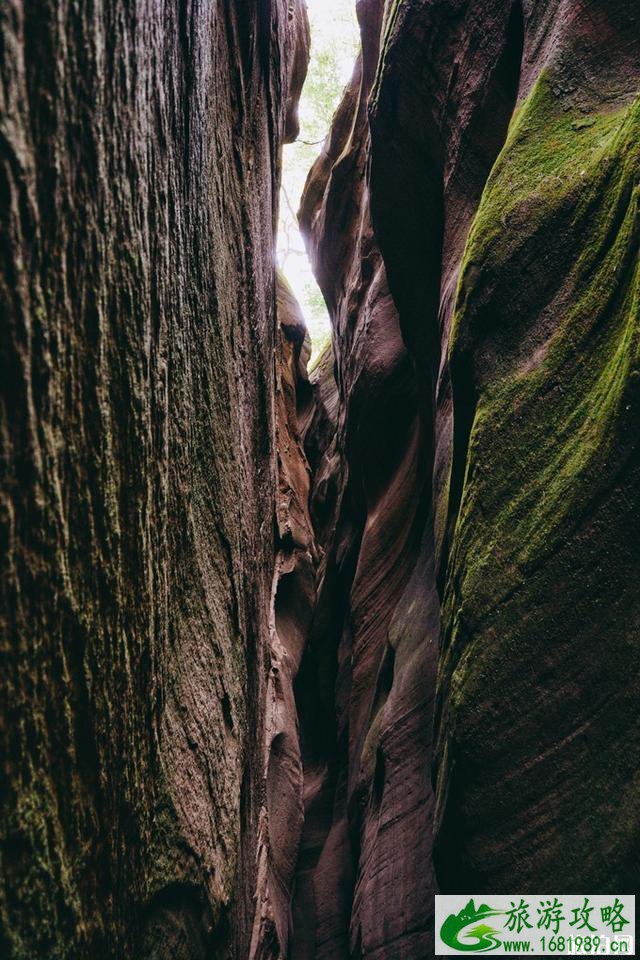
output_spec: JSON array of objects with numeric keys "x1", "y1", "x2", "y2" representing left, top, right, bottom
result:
[{"x1": 277, "y1": 0, "x2": 360, "y2": 360}]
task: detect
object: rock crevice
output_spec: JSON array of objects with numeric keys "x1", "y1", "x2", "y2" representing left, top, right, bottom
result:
[
  {"x1": 1, "y1": 1, "x2": 639, "y2": 958},
  {"x1": 288, "y1": 0, "x2": 639, "y2": 955}
]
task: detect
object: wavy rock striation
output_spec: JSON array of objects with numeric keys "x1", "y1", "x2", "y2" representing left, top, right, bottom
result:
[
  {"x1": 434, "y1": 3, "x2": 640, "y2": 895},
  {"x1": 1, "y1": 0, "x2": 639, "y2": 958},
  {"x1": 297, "y1": 0, "x2": 639, "y2": 955},
  {"x1": 296, "y1": 3, "x2": 439, "y2": 956}
]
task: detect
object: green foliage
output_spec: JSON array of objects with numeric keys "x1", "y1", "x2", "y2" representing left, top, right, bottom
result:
[
  {"x1": 301, "y1": 48, "x2": 347, "y2": 143},
  {"x1": 278, "y1": 0, "x2": 359, "y2": 361}
]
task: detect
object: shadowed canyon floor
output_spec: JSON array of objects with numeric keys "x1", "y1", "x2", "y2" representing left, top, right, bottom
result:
[{"x1": 1, "y1": 1, "x2": 638, "y2": 959}]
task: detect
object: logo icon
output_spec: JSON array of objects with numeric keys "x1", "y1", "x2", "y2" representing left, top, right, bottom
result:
[{"x1": 440, "y1": 900, "x2": 503, "y2": 952}]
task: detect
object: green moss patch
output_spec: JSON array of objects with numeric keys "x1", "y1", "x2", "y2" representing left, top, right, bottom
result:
[{"x1": 435, "y1": 77, "x2": 640, "y2": 891}]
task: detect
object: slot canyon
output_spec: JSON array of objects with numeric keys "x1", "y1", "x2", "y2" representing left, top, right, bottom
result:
[{"x1": 0, "y1": 1, "x2": 638, "y2": 958}]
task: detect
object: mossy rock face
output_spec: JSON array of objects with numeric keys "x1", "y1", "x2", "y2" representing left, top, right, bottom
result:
[
  {"x1": 435, "y1": 77, "x2": 640, "y2": 892},
  {"x1": 0, "y1": 2, "x2": 308, "y2": 958}
]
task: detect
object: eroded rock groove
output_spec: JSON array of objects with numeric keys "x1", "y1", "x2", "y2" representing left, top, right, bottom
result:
[{"x1": 1, "y1": 1, "x2": 638, "y2": 959}]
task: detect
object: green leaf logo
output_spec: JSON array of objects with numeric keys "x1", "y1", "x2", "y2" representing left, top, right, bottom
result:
[{"x1": 440, "y1": 900, "x2": 504, "y2": 952}]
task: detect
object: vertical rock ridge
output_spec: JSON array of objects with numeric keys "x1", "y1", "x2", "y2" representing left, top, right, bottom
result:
[
  {"x1": 1, "y1": 0, "x2": 639, "y2": 957},
  {"x1": 250, "y1": 274, "x2": 316, "y2": 960},
  {"x1": 295, "y1": 3, "x2": 440, "y2": 956},
  {"x1": 294, "y1": 0, "x2": 639, "y2": 955},
  {"x1": 0, "y1": 2, "x2": 309, "y2": 958}
]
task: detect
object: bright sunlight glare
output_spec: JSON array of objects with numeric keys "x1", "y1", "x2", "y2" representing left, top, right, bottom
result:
[{"x1": 277, "y1": 0, "x2": 360, "y2": 362}]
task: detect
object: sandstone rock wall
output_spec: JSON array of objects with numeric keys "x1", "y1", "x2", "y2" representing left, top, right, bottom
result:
[
  {"x1": 299, "y1": 0, "x2": 639, "y2": 955},
  {"x1": 0, "y1": 2, "x2": 308, "y2": 958},
  {"x1": 295, "y1": 4, "x2": 440, "y2": 958},
  {"x1": 1, "y1": 0, "x2": 638, "y2": 958},
  {"x1": 433, "y1": 0, "x2": 640, "y2": 895}
]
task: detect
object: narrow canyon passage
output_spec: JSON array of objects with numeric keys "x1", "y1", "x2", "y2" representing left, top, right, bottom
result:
[{"x1": 1, "y1": 2, "x2": 639, "y2": 960}]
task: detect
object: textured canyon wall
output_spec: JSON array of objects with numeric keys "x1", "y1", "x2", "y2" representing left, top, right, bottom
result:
[
  {"x1": 431, "y1": 0, "x2": 640, "y2": 895},
  {"x1": 0, "y1": 2, "x2": 309, "y2": 959},
  {"x1": 300, "y1": 0, "x2": 639, "y2": 954},
  {"x1": 249, "y1": 273, "x2": 317, "y2": 960},
  {"x1": 297, "y1": 3, "x2": 439, "y2": 956},
  {"x1": 1, "y1": 0, "x2": 639, "y2": 958}
]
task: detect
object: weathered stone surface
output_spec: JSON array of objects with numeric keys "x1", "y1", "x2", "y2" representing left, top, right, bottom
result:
[
  {"x1": 250, "y1": 274, "x2": 316, "y2": 960},
  {"x1": 296, "y1": 3, "x2": 439, "y2": 956},
  {"x1": 298, "y1": 0, "x2": 639, "y2": 955},
  {"x1": 434, "y1": 1, "x2": 640, "y2": 895},
  {"x1": 0, "y1": 2, "x2": 308, "y2": 958},
  {"x1": 2, "y1": 0, "x2": 639, "y2": 957}
]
